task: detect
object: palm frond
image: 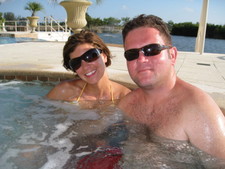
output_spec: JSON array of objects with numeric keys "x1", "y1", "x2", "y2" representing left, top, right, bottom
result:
[{"x1": 24, "y1": 2, "x2": 44, "y2": 16}]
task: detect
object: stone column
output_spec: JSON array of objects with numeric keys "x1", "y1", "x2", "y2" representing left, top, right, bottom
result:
[{"x1": 195, "y1": 0, "x2": 209, "y2": 54}]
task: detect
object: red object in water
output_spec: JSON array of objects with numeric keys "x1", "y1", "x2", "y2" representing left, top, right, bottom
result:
[{"x1": 76, "y1": 147, "x2": 123, "y2": 169}]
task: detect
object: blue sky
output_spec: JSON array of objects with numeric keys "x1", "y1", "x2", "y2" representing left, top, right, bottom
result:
[{"x1": 0, "y1": 0, "x2": 225, "y2": 25}]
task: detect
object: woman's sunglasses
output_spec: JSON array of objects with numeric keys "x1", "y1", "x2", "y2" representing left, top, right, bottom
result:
[
  {"x1": 124, "y1": 43, "x2": 172, "y2": 61},
  {"x1": 69, "y1": 48, "x2": 102, "y2": 71}
]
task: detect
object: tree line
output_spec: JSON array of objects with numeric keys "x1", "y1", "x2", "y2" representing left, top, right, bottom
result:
[
  {"x1": 1, "y1": 12, "x2": 225, "y2": 40},
  {"x1": 87, "y1": 15, "x2": 225, "y2": 40},
  {"x1": 168, "y1": 21, "x2": 225, "y2": 40}
]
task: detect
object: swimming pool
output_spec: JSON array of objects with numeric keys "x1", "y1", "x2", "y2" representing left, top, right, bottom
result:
[
  {"x1": 0, "y1": 37, "x2": 45, "y2": 44},
  {"x1": 1, "y1": 80, "x2": 224, "y2": 169}
]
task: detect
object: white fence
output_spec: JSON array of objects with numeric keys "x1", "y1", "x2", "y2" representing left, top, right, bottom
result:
[{"x1": 1, "y1": 16, "x2": 70, "y2": 33}]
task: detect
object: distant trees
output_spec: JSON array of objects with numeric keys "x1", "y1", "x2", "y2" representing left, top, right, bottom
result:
[
  {"x1": 103, "y1": 17, "x2": 121, "y2": 26},
  {"x1": 86, "y1": 14, "x2": 104, "y2": 27},
  {"x1": 206, "y1": 24, "x2": 225, "y2": 39},
  {"x1": 121, "y1": 17, "x2": 130, "y2": 26},
  {"x1": 86, "y1": 14, "x2": 124, "y2": 27},
  {"x1": 86, "y1": 15, "x2": 225, "y2": 40},
  {"x1": 1, "y1": 10, "x2": 225, "y2": 39},
  {"x1": 169, "y1": 22, "x2": 225, "y2": 39},
  {"x1": 3, "y1": 12, "x2": 16, "y2": 20},
  {"x1": 170, "y1": 22, "x2": 199, "y2": 37}
]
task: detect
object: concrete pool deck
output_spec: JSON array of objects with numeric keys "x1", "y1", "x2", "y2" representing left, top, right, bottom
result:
[{"x1": 0, "y1": 41, "x2": 225, "y2": 109}]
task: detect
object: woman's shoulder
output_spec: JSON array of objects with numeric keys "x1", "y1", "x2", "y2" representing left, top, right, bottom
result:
[
  {"x1": 111, "y1": 81, "x2": 131, "y2": 98},
  {"x1": 51, "y1": 79, "x2": 82, "y2": 90},
  {"x1": 46, "y1": 79, "x2": 85, "y2": 101}
]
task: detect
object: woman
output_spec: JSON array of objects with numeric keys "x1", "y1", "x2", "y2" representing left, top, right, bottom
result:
[{"x1": 46, "y1": 30, "x2": 130, "y2": 108}]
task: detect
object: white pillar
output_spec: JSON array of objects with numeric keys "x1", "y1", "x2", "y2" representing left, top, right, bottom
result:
[
  {"x1": 195, "y1": 0, "x2": 209, "y2": 54},
  {"x1": 2, "y1": 22, "x2": 7, "y2": 32}
]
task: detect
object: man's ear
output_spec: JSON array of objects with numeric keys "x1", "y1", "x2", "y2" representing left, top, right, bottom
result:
[{"x1": 170, "y1": 47, "x2": 177, "y2": 66}]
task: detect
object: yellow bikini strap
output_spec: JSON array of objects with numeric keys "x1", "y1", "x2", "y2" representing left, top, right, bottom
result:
[
  {"x1": 110, "y1": 84, "x2": 114, "y2": 103},
  {"x1": 77, "y1": 82, "x2": 87, "y2": 102}
]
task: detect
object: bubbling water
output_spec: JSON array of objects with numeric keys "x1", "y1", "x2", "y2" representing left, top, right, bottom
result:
[
  {"x1": 0, "y1": 80, "x2": 126, "y2": 169},
  {"x1": 1, "y1": 80, "x2": 225, "y2": 169}
]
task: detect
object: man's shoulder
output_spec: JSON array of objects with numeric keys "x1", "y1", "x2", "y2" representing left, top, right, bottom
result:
[
  {"x1": 118, "y1": 88, "x2": 140, "y2": 110},
  {"x1": 176, "y1": 78, "x2": 208, "y2": 100},
  {"x1": 174, "y1": 78, "x2": 222, "y2": 113},
  {"x1": 177, "y1": 79, "x2": 222, "y2": 116}
]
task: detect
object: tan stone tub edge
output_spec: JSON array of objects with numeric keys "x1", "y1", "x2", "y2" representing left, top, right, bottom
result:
[
  {"x1": 0, "y1": 69, "x2": 137, "y2": 89},
  {"x1": 0, "y1": 69, "x2": 74, "y2": 82},
  {"x1": 0, "y1": 69, "x2": 224, "y2": 112}
]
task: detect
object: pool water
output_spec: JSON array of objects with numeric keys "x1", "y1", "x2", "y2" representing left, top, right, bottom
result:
[
  {"x1": 0, "y1": 37, "x2": 46, "y2": 44},
  {"x1": 0, "y1": 80, "x2": 224, "y2": 169},
  {"x1": 0, "y1": 80, "x2": 127, "y2": 169}
]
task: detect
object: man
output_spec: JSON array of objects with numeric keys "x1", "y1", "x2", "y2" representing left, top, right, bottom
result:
[{"x1": 119, "y1": 14, "x2": 225, "y2": 160}]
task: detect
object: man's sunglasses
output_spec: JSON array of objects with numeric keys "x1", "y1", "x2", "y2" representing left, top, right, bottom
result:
[
  {"x1": 124, "y1": 43, "x2": 172, "y2": 61},
  {"x1": 69, "y1": 48, "x2": 102, "y2": 71}
]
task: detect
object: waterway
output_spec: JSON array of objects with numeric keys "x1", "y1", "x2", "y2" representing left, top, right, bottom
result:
[
  {"x1": 98, "y1": 33, "x2": 225, "y2": 54},
  {"x1": 1, "y1": 34, "x2": 225, "y2": 54}
]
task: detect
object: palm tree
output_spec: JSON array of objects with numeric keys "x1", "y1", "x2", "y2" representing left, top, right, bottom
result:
[
  {"x1": 24, "y1": 2, "x2": 44, "y2": 17},
  {"x1": 93, "y1": 0, "x2": 103, "y2": 4}
]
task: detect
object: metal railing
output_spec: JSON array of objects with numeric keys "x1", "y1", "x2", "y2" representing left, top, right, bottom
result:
[
  {"x1": 0, "y1": 16, "x2": 70, "y2": 33},
  {"x1": 1, "y1": 20, "x2": 29, "y2": 32},
  {"x1": 38, "y1": 16, "x2": 70, "y2": 32}
]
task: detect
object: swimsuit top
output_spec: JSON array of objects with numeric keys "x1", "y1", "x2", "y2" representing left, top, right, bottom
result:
[{"x1": 76, "y1": 83, "x2": 115, "y2": 103}]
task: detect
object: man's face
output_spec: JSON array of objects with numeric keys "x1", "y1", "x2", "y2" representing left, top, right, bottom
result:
[{"x1": 124, "y1": 27, "x2": 175, "y2": 89}]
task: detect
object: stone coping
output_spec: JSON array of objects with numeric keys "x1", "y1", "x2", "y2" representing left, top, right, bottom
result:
[
  {"x1": 0, "y1": 69, "x2": 137, "y2": 90},
  {"x1": 0, "y1": 69, "x2": 74, "y2": 82},
  {"x1": 0, "y1": 32, "x2": 38, "y2": 38}
]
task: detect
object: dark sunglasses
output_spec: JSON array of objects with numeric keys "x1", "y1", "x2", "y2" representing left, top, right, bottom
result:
[
  {"x1": 124, "y1": 43, "x2": 172, "y2": 61},
  {"x1": 69, "y1": 48, "x2": 102, "y2": 71}
]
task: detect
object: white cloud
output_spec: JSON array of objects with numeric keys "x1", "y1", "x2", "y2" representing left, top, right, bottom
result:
[
  {"x1": 184, "y1": 7, "x2": 194, "y2": 13},
  {"x1": 122, "y1": 5, "x2": 128, "y2": 10}
]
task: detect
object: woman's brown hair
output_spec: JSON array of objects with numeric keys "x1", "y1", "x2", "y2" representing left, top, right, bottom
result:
[{"x1": 63, "y1": 30, "x2": 112, "y2": 71}]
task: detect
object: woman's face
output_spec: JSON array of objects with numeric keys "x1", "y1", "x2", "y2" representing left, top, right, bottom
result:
[{"x1": 70, "y1": 43, "x2": 107, "y2": 84}]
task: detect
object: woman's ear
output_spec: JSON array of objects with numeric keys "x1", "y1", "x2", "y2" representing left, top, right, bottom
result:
[
  {"x1": 169, "y1": 46, "x2": 177, "y2": 66},
  {"x1": 101, "y1": 53, "x2": 108, "y2": 64}
]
